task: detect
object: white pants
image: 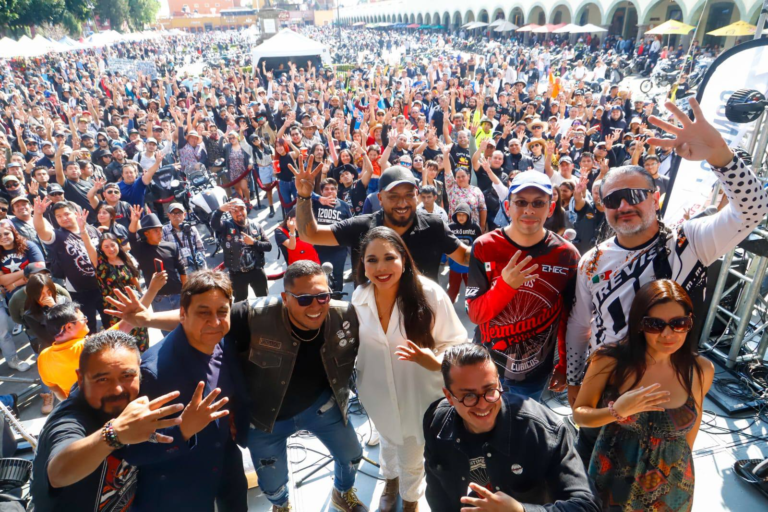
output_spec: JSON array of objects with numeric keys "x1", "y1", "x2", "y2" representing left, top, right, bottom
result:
[{"x1": 379, "y1": 433, "x2": 426, "y2": 502}]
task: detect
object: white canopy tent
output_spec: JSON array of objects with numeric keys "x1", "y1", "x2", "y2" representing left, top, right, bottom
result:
[{"x1": 251, "y1": 29, "x2": 331, "y2": 68}]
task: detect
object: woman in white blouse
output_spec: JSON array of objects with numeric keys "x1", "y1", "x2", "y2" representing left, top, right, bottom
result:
[{"x1": 353, "y1": 227, "x2": 467, "y2": 512}]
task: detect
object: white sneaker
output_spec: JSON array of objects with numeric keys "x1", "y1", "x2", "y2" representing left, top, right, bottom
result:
[
  {"x1": 7, "y1": 357, "x2": 30, "y2": 372},
  {"x1": 11, "y1": 325, "x2": 22, "y2": 336},
  {"x1": 367, "y1": 425, "x2": 380, "y2": 447}
]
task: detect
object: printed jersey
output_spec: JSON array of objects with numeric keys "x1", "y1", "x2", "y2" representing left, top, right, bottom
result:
[
  {"x1": 466, "y1": 229, "x2": 580, "y2": 382},
  {"x1": 566, "y1": 156, "x2": 768, "y2": 385}
]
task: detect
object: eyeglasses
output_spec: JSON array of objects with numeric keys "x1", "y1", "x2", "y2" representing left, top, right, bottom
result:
[
  {"x1": 601, "y1": 188, "x2": 655, "y2": 210},
  {"x1": 641, "y1": 316, "x2": 693, "y2": 334},
  {"x1": 448, "y1": 386, "x2": 503, "y2": 407},
  {"x1": 511, "y1": 199, "x2": 551, "y2": 209},
  {"x1": 50, "y1": 192, "x2": 64, "y2": 197},
  {"x1": 287, "y1": 291, "x2": 331, "y2": 307},
  {"x1": 413, "y1": 158, "x2": 423, "y2": 162}
]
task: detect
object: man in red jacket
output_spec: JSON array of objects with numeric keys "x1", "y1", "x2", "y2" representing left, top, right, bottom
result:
[{"x1": 465, "y1": 171, "x2": 579, "y2": 402}]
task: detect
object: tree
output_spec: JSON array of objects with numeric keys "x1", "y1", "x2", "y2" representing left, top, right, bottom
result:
[
  {"x1": 93, "y1": 0, "x2": 130, "y2": 31},
  {"x1": 0, "y1": 0, "x2": 22, "y2": 33},
  {"x1": 128, "y1": 0, "x2": 160, "y2": 31}
]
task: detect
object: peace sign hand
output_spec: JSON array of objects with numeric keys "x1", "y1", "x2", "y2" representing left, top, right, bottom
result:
[
  {"x1": 647, "y1": 97, "x2": 734, "y2": 167},
  {"x1": 288, "y1": 154, "x2": 323, "y2": 198},
  {"x1": 501, "y1": 250, "x2": 539, "y2": 290}
]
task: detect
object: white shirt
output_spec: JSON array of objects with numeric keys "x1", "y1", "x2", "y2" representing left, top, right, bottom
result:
[
  {"x1": 417, "y1": 203, "x2": 449, "y2": 224},
  {"x1": 353, "y1": 276, "x2": 467, "y2": 444}
]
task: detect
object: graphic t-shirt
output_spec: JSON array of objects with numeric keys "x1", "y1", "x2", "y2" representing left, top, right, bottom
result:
[
  {"x1": 31, "y1": 387, "x2": 138, "y2": 512},
  {"x1": 466, "y1": 229, "x2": 579, "y2": 382},
  {"x1": 44, "y1": 226, "x2": 102, "y2": 292},
  {"x1": 0, "y1": 242, "x2": 44, "y2": 297},
  {"x1": 464, "y1": 429, "x2": 494, "y2": 491}
]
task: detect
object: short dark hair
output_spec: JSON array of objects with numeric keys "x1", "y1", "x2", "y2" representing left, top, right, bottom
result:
[
  {"x1": 45, "y1": 301, "x2": 81, "y2": 339},
  {"x1": 600, "y1": 165, "x2": 656, "y2": 199},
  {"x1": 180, "y1": 269, "x2": 233, "y2": 310},
  {"x1": 284, "y1": 260, "x2": 326, "y2": 291},
  {"x1": 51, "y1": 201, "x2": 76, "y2": 215},
  {"x1": 419, "y1": 184, "x2": 437, "y2": 196},
  {"x1": 79, "y1": 329, "x2": 140, "y2": 374},
  {"x1": 441, "y1": 343, "x2": 495, "y2": 388},
  {"x1": 320, "y1": 178, "x2": 338, "y2": 191}
]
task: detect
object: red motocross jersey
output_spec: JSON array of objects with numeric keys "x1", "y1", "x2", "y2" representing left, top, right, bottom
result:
[{"x1": 466, "y1": 229, "x2": 579, "y2": 382}]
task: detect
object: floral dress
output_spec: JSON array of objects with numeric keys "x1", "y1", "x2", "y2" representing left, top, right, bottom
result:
[
  {"x1": 228, "y1": 147, "x2": 247, "y2": 182},
  {"x1": 96, "y1": 257, "x2": 149, "y2": 352},
  {"x1": 589, "y1": 387, "x2": 697, "y2": 511},
  {"x1": 445, "y1": 172, "x2": 487, "y2": 224}
]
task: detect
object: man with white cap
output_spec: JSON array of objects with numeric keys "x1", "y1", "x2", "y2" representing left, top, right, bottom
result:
[
  {"x1": 466, "y1": 171, "x2": 580, "y2": 402},
  {"x1": 211, "y1": 198, "x2": 272, "y2": 301},
  {"x1": 162, "y1": 202, "x2": 207, "y2": 272}
]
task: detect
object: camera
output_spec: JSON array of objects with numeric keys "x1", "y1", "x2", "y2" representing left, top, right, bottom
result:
[{"x1": 180, "y1": 222, "x2": 192, "y2": 234}]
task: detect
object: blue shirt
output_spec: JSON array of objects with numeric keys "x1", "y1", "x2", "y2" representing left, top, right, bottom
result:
[{"x1": 118, "y1": 178, "x2": 147, "y2": 206}]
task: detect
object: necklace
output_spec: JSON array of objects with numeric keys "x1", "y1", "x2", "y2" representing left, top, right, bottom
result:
[{"x1": 291, "y1": 327, "x2": 320, "y2": 342}]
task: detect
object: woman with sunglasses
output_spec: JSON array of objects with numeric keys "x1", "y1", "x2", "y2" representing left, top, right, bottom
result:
[
  {"x1": 353, "y1": 227, "x2": 466, "y2": 512},
  {"x1": 0, "y1": 220, "x2": 44, "y2": 372},
  {"x1": 223, "y1": 130, "x2": 253, "y2": 205},
  {"x1": 573, "y1": 279, "x2": 714, "y2": 511}
]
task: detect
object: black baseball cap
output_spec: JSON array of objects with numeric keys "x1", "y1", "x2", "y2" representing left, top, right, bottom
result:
[{"x1": 378, "y1": 166, "x2": 418, "y2": 192}]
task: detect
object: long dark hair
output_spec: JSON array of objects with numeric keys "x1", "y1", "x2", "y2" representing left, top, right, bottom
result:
[
  {"x1": 99, "y1": 233, "x2": 140, "y2": 279},
  {"x1": 356, "y1": 227, "x2": 435, "y2": 349},
  {"x1": 592, "y1": 279, "x2": 703, "y2": 400},
  {"x1": 24, "y1": 273, "x2": 58, "y2": 316},
  {"x1": 0, "y1": 219, "x2": 28, "y2": 254}
]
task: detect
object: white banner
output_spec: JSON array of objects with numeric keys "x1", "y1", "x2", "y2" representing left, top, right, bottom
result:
[{"x1": 663, "y1": 40, "x2": 768, "y2": 227}]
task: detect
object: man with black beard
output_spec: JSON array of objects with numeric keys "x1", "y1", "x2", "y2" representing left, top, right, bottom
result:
[
  {"x1": 30, "y1": 330, "x2": 189, "y2": 512},
  {"x1": 296, "y1": 164, "x2": 470, "y2": 282}
]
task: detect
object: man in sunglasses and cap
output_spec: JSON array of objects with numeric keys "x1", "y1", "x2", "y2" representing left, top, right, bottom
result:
[
  {"x1": 103, "y1": 262, "x2": 370, "y2": 512},
  {"x1": 566, "y1": 98, "x2": 768, "y2": 463}
]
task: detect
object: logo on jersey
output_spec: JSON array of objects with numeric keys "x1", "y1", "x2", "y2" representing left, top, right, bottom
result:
[{"x1": 591, "y1": 270, "x2": 612, "y2": 284}]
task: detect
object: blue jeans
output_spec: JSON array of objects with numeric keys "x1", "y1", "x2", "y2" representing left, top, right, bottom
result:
[
  {"x1": 153, "y1": 294, "x2": 180, "y2": 336},
  {"x1": 502, "y1": 371, "x2": 550, "y2": 403},
  {"x1": 247, "y1": 389, "x2": 362, "y2": 507},
  {"x1": 278, "y1": 180, "x2": 297, "y2": 209}
]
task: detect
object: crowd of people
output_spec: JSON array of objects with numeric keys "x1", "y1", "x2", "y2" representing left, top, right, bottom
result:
[{"x1": 0, "y1": 23, "x2": 764, "y2": 512}]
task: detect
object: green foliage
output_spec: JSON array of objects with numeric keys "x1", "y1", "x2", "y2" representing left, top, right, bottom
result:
[
  {"x1": 92, "y1": 0, "x2": 130, "y2": 31},
  {"x1": 128, "y1": 0, "x2": 160, "y2": 31}
]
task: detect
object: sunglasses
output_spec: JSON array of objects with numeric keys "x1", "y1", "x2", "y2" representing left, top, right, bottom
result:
[
  {"x1": 641, "y1": 316, "x2": 693, "y2": 334},
  {"x1": 287, "y1": 291, "x2": 331, "y2": 307},
  {"x1": 601, "y1": 188, "x2": 655, "y2": 210},
  {"x1": 5, "y1": 182, "x2": 20, "y2": 188},
  {"x1": 105, "y1": 189, "x2": 120, "y2": 195},
  {"x1": 511, "y1": 199, "x2": 550, "y2": 209},
  {"x1": 0, "y1": 207, "x2": 7, "y2": 213}
]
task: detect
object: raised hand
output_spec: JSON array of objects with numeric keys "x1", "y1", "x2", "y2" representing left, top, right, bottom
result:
[
  {"x1": 613, "y1": 383, "x2": 671, "y2": 418},
  {"x1": 75, "y1": 209, "x2": 88, "y2": 231},
  {"x1": 288, "y1": 154, "x2": 323, "y2": 199},
  {"x1": 460, "y1": 483, "x2": 525, "y2": 512},
  {"x1": 33, "y1": 196, "x2": 52, "y2": 216},
  {"x1": 148, "y1": 270, "x2": 168, "y2": 292},
  {"x1": 111, "y1": 392, "x2": 184, "y2": 445},
  {"x1": 648, "y1": 97, "x2": 733, "y2": 167},
  {"x1": 179, "y1": 382, "x2": 230, "y2": 441},
  {"x1": 501, "y1": 250, "x2": 539, "y2": 290}
]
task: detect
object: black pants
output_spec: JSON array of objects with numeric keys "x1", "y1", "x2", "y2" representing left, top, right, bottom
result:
[
  {"x1": 575, "y1": 424, "x2": 601, "y2": 469},
  {"x1": 71, "y1": 289, "x2": 105, "y2": 333},
  {"x1": 232, "y1": 268, "x2": 268, "y2": 302}
]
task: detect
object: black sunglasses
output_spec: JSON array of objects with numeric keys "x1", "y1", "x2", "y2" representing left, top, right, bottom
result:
[
  {"x1": 287, "y1": 292, "x2": 331, "y2": 307},
  {"x1": 641, "y1": 316, "x2": 693, "y2": 334},
  {"x1": 601, "y1": 188, "x2": 655, "y2": 210},
  {"x1": 0, "y1": 207, "x2": 7, "y2": 212}
]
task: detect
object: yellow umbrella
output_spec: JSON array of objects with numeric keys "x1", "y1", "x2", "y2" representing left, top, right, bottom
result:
[
  {"x1": 707, "y1": 20, "x2": 756, "y2": 36},
  {"x1": 645, "y1": 20, "x2": 695, "y2": 35}
]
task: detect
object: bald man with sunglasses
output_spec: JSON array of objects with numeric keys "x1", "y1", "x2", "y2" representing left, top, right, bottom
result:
[{"x1": 565, "y1": 98, "x2": 768, "y2": 463}]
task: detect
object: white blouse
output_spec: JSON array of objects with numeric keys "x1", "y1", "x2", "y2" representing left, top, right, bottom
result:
[{"x1": 352, "y1": 276, "x2": 468, "y2": 445}]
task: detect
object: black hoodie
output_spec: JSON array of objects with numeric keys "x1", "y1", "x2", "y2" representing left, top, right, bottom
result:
[{"x1": 448, "y1": 203, "x2": 482, "y2": 272}]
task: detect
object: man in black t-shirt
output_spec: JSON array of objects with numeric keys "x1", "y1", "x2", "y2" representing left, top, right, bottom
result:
[
  {"x1": 33, "y1": 199, "x2": 103, "y2": 331},
  {"x1": 31, "y1": 330, "x2": 188, "y2": 512},
  {"x1": 54, "y1": 144, "x2": 96, "y2": 222},
  {"x1": 296, "y1": 166, "x2": 469, "y2": 282}
]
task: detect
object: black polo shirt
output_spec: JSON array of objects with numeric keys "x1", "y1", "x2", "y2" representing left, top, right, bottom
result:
[{"x1": 330, "y1": 209, "x2": 461, "y2": 282}]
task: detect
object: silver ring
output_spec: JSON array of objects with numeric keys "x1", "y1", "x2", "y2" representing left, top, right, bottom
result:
[{"x1": 148, "y1": 432, "x2": 159, "y2": 443}]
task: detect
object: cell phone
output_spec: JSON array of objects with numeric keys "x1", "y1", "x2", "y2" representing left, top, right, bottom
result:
[{"x1": 154, "y1": 258, "x2": 164, "y2": 273}]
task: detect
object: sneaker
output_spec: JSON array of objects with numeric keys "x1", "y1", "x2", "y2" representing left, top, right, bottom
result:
[
  {"x1": 40, "y1": 393, "x2": 54, "y2": 415},
  {"x1": 9, "y1": 393, "x2": 19, "y2": 418},
  {"x1": 7, "y1": 357, "x2": 30, "y2": 372},
  {"x1": 11, "y1": 325, "x2": 22, "y2": 336},
  {"x1": 367, "y1": 426, "x2": 380, "y2": 447},
  {"x1": 272, "y1": 503, "x2": 292, "y2": 512},
  {"x1": 331, "y1": 487, "x2": 368, "y2": 512}
]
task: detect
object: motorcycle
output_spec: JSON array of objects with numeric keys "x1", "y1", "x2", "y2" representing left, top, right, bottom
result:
[{"x1": 639, "y1": 59, "x2": 681, "y2": 94}]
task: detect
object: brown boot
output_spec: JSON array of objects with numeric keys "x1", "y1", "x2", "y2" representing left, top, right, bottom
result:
[
  {"x1": 272, "y1": 503, "x2": 291, "y2": 512},
  {"x1": 378, "y1": 477, "x2": 399, "y2": 512},
  {"x1": 402, "y1": 500, "x2": 419, "y2": 512},
  {"x1": 331, "y1": 487, "x2": 368, "y2": 512}
]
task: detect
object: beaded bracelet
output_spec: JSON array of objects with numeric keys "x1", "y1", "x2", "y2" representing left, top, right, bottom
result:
[
  {"x1": 102, "y1": 420, "x2": 125, "y2": 449},
  {"x1": 608, "y1": 401, "x2": 631, "y2": 423}
]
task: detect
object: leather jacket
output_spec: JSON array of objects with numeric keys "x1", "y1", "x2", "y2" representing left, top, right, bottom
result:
[
  {"x1": 211, "y1": 209, "x2": 271, "y2": 273},
  {"x1": 241, "y1": 297, "x2": 359, "y2": 433}
]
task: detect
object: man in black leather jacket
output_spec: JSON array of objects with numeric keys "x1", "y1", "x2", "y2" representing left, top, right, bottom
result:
[
  {"x1": 423, "y1": 344, "x2": 600, "y2": 512},
  {"x1": 211, "y1": 198, "x2": 272, "y2": 301}
]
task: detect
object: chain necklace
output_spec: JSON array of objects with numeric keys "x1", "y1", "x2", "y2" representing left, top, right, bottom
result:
[{"x1": 291, "y1": 327, "x2": 321, "y2": 342}]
